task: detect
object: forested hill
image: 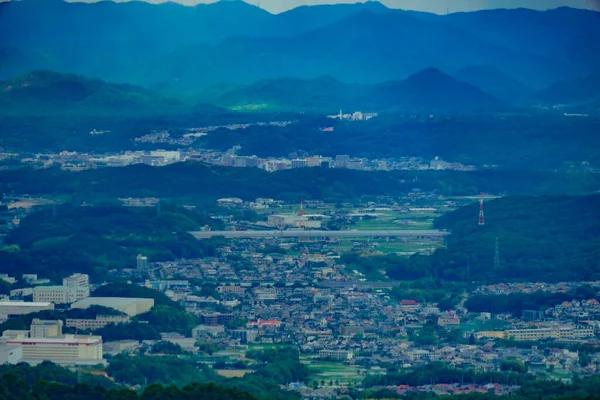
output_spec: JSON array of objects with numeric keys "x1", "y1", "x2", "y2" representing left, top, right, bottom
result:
[
  {"x1": 0, "y1": 70, "x2": 193, "y2": 117},
  {"x1": 0, "y1": 203, "x2": 223, "y2": 281},
  {"x1": 2, "y1": 164, "x2": 600, "y2": 205},
  {"x1": 433, "y1": 195, "x2": 600, "y2": 282}
]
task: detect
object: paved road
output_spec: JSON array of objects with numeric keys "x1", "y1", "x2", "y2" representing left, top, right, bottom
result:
[{"x1": 190, "y1": 229, "x2": 449, "y2": 239}]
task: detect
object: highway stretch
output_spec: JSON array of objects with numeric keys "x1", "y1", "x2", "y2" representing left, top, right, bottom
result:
[{"x1": 190, "y1": 229, "x2": 450, "y2": 239}]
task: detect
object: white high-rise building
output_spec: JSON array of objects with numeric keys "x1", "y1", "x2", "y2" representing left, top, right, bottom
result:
[{"x1": 137, "y1": 254, "x2": 148, "y2": 270}]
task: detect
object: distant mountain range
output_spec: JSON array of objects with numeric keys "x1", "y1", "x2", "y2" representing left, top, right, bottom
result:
[
  {"x1": 536, "y1": 75, "x2": 600, "y2": 107},
  {"x1": 0, "y1": 70, "x2": 215, "y2": 117},
  {"x1": 206, "y1": 68, "x2": 509, "y2": 113},
  {"x1": 1, "y1": 68, "x2": 509, "y2": 115},
  {"x1": 1, "y1": 0, "x2": 599, "y2": 92},
  {"x1": 451, "y1": 65, "x2": 533, "y2": 103},
  {"x1": 3, "y1": 68, "x2": 597, "y2": 118}
]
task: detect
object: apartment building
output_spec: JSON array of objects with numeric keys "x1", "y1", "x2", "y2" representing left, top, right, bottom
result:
[
  {"x1": 319, "y1": 349, "x2": 353, "y2": 361},
  {"x1": 66, "y1": 315, "x2": 131, "y2": 331},
  {"x1": 3, "y1": 319, "x2": 105, "y2": 366},
  {"x1": 33, "y1": 286, "x2": 90, "y2": 304},
  {"x1": 62, "y1": 273, "x2": 89, "y2": 287},
  {"x1": 505, "y1": 326, "x2": 595, "y2": 341}
]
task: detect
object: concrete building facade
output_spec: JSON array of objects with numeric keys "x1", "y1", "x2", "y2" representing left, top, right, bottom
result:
[
  {"x1": 0, "y1": 301, "x2": 54, "y2": 316},
  {"x1": 63, "y1": 273, "x2": 89, "y2": 287},
  {"x1": 33, "y1": 286, "x2": 90, "y2": 304},
  {"x1": 71, "y1": 297, "x2": 154, "y2": 316}
]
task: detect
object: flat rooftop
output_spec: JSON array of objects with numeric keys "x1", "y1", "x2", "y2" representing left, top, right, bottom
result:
[
  {"x1": 0, "y1": 301, "x2": 53, "y2": 307},
  {"x1": 7, "y1": 334, "x2": 102, "y2": 345},
  {"x1": 73, "y1": 297, "x2": 154, "y2": 306}
]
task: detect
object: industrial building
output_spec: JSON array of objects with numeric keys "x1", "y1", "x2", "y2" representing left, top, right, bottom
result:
[
  {"x1": 71, "y1": 297, "x2": 154, "y2": 316},
  {"x1": 0, "y1": 301, "x2": 54, "y2": 317},
  {"x1": 33, "y1": 285, "x2": 90, "y2": 304}
]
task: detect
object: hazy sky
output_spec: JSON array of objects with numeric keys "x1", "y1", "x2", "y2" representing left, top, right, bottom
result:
[{"x1": 63, "y1": 0, "x2": 600, "y2": 14}]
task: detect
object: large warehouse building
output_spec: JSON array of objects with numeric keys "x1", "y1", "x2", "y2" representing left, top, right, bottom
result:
[
  {"x1": 71, "y1": 297, "x2": 155, "y2": 316},
  {"x1": 1, "y1": 319, "x2": 105, "y2": 366},
  {"x1": 0, "y1": 301, "x2": 55, "y2": 317}
]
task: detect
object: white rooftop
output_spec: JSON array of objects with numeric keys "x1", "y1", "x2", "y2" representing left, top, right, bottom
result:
[
  {"x1": 0, "y1": 301, "x2": 53, "y2": 307},
  {"x1": 73, "y1": 297, "x2": 153, "y2": 306},
  {"x1": 7, "y1": 334, "x2": 102, "y2": 345}
]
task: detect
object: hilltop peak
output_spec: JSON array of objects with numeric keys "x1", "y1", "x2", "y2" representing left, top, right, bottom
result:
[{"x1": 403, "y1": 67, "x2": 455, "y2": 86}]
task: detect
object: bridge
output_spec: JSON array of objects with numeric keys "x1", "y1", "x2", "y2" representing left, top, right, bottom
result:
[{"x1": 190, "y1": 229, "x2": 449, "y2": 240}]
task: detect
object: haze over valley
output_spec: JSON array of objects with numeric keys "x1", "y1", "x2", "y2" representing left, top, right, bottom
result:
[{"x1": 0, "y1": 1, "x2": 599, "y2": 400}]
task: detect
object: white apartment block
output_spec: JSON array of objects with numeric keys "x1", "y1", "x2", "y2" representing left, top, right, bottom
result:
[
  {"x1": 63, "y1": 273, "x2": 89, "y2": 287},
  {"x1": 30, "y1": 319, "x2": 63, "y2": 338},
  {"x1": 319, "y1": 349, "x2": 353, "y2": 361},
  {"x1": 33, "y1": 286, "x2": 90, "y2": 304},
  {"x1": 505, "y1": 326, "x2": 595, "y2": 341}
]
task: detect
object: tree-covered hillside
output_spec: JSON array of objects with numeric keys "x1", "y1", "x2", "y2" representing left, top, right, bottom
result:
[
  {"x1": 344, "y1": 195, "x2": 600, "y2": 283},
  {"x1": 0, "y1": 71, "x2": 193, "y2": 117},
  {"x1": 433, "y1": 195, "x2": 600, "y2": 282},
  {"x1": 201, "y1": 68, "x2": 508, "y2": 113},
  {"x1": 0, "y1": 203, "x2": 223, "y2": 280},
  {"x1": 197, "y1": 114, "x2": 600, "y2": 169},
  {"x1": 1, "y1": 164, "x2": 599, "y2": 205}
]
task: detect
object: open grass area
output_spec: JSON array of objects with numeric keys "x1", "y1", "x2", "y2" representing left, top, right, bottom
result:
[
  {"x1": 372, "y1": 241, "x2": 442, "y2": 253},
  {"x1": 323, "y1": 237, "x2": 443, "y2": 255},
  {"x1": 301, "y1": 358, "x2": 365, "y2": 386},
  {"x1": 215, "y1": 369, "x2": 254, "y2": 378}
]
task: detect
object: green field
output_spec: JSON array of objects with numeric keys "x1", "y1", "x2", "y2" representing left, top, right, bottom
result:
[{"x1": 301, "y1": 358, "x2": 365, "y2": 386}]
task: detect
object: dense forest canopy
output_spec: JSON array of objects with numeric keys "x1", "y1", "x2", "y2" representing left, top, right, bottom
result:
[
  {"x1": 341, "y1": 195, "x2": 600, "y2": 283},
  {"x1": 0, "y1": 204, "x2": 222, "y2": 281},
  {"x1": 1, "y1": 164, "x2": 599, "y2": 205}
]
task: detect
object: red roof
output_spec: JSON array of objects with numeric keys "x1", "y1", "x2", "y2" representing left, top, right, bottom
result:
[{"x1": 400, "y1": 300, "x2": 419, "y2": 305}]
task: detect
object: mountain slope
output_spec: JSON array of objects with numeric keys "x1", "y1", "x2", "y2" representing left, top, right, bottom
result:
[
  {"x1": 0, "y1": 0, "x2": 392, "y2": 83},
  {"x1": 148, "y1": 10, "x2": 556, "y2": 89},
  {"x1": 204, "y1": 68, "x2": 509, "y2": 113},
  {"x1": 0, "y1": 2, "x2": 597, "y2": 94},
  {"x1": 0, "y1": 0, "x2": 273, "y2": 82},
  {"x1": 536, "y1": 75, "x2": 600, "y2": 106},
  {"x1": 434, "y1": 195, "x2": 600, "y2": 282},
  {"x1": 0, "y1": 70, "x2": 189, "y2": 116},
  {"x1": 1, "y1": 2, "x2": 595, "y2": 89},
  {"x1": 452, "y1": 65, "x2": 532, "y2": 103},
  {"x1": 440, "y1": 7, "x2": 600, "y2": 86},
  {"x1": 207, "y1": 75, "x2": 360, "y2": 112},
  {"x1": 364, "y1": 68, "x2": 509, "y2": 112}
]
